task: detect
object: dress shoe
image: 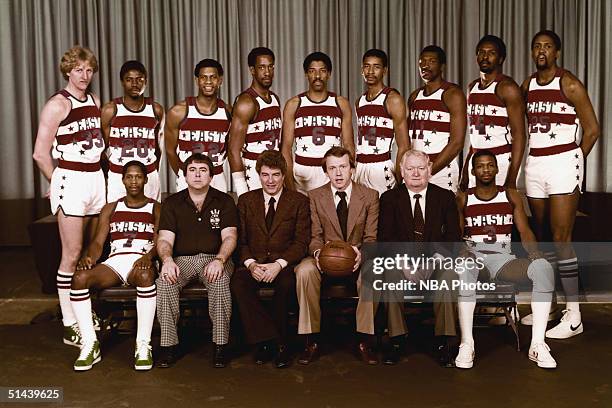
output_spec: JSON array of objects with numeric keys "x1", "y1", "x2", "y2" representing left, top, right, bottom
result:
[
  {"x1": 298, "y1": 342, "x2": 320, "y2": 365},
  {"x1": 254, "y1": 343, "x2": 272, "y2": 365},
  {"x1": 382, "y1": 344, "x2": 401, "y2": 365},
  {"x1": 213, "y1": 344, "x2": 227, "y2": 368},
  {"x1": 157, "y1": 345, "x2": 177, "y2": 368},
  {"x1": 356, "y1": 342, "x2": 378, "y2": 365},
  {"x1": 437, "y1": 340, "x2": 455, "y2": 368},
  {"x1": 274, "y1": 344, "x2": 291, "y2": 368}
]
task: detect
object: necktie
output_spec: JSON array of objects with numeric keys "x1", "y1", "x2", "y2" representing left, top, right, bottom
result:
[
  {"x1": 266, "y1": 196, "x2": 276, "y2": 231},
  {"x1": 336, "y1": 191, "x2": 348, "y2": 240},
  {"x1": 413, "y1": 194, "x2": 425, "y2": 255}
]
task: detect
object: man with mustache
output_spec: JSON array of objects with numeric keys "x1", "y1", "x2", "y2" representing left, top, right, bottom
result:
[
  {"x1": 407, "y1": 45, "x2": 466, "y2": 193},
  {"x1": 102, "y1": 60, "x2": 164, "y2": 202},
  {"x1": 281, "y1": 52, "x2": 356, "y2": 193}
]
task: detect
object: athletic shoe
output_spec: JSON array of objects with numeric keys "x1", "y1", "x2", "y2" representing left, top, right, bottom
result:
[
  {"x1": 134, "y1": 340, "x2": 153, "y2": 371},
  {"x1": 546, "y1": 309, "x2": 583, "y2": 339},
  {"x1": 455, "y1": 342, "x2": 475, "y2": 369},
  {"x1": 92, "y1": 311, "x2": 102, "y2": 332},
  {"x1": 520, "y1": 310, "x2": 557, "y2": 326},
  {"x1": 528, "y1": 342, "x2": 557, "y2": 368},
  {"x1": 63, "y1": 323, "x2": 82, "y2": 347},
  {"x1": 74, "y1": 340, "x2": 101, "y2": 371}
]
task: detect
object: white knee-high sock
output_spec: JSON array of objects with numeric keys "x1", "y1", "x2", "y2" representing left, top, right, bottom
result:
[
  {"x1": 57, "y1": 270, "x2": 76, "y2": 326},
  {"x1": 70, "y1": 289, "x2": 96, "y2": 343},
  {"x1": 458, "y1": 301, "x2": 476, "y2": 345},
  {"x1": 530, "y1": 300, "x2": 551, "y2": 345},
  {"x1": 136, "y1": 285, "x2": 157, "y2": 342}
]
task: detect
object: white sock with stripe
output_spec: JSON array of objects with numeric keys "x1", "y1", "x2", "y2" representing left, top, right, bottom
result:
[
  {"x1": 558, "y1": 257, "x2": 580, "y2": 308},
  {"x1": 458, "y1": 300, "x2": 476, "y2": 345},
  {"x1": 136, "y1": 285, "x2": 157, "y2": 342},
  {"x1": 70, "y1": 288, "x2": 96, "y2": 344},
  {"x1": 57, "y1": 270, "x2": 76, "y2": 326}
]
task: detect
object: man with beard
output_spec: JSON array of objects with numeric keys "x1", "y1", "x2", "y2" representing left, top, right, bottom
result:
[
  {"x1": 407, "y1": 46, "x2": 466, "y2": 192},
  {"x1": 520, "y1": 30, "x2": 600, "y2": 339},
  {"x1": 166, "y1": 59, "x2": 231, "y2": 192},
  {"x1": 102, "y1": 60, "x2": 164, "y2": 201},
  {"x1": 228, "y1": 47, "x2": 282, "y2": 196}
]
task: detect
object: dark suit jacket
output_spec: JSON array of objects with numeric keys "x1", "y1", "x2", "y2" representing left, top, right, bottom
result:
[
  {"x1": 308, "y1": 181, "x2": 379, "y2": 255},
  {"x1": 238, "y1": 188, "x2": 310, "y2": 266},
  {"x1": 378, "y1": 183, "x2": 460, "y2": 256}
]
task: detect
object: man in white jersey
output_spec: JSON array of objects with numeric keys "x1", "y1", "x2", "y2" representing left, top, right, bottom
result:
[
  {"x1": 70, "y1": 161, "x2": 161, "y2": 371},
  {"x1": 33, "y1": 46, "x2": 105, "y2": 347},
  {"x1": 454, "y1": 150, "x2": 556, "y2": 369},
  {"x1": 355, "y1": 49, "x2": 409, "y2": 195},
  {"x1": 101, "y1": 60, "x2": 164, "y2": 202},
  {"x1": 520, "y1": 30, "x2": 600, "y2": 339},
  {"x1": 228, "y1": 47, "x2": 282, "y2": 196},
  {"x1": 407, "y1": 45, "x2": 466, "y2": 193},
  {"x1": 462, "y1": 35, "x2": 526, "y2": 190},
  {"x1": 166, "y1": 59, "x2": 232, "y2": 192},
  {"x1": 282, "y1": 52, "x2": 356, "y2": 193}
]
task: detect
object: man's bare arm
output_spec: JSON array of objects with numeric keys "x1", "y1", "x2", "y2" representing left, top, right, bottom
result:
[
  {"x1": 498, "y1": 80, "x2": 526, "y2": 189},
  {"x1": 562, "y1": 73, "x2": 600, "y2": 157},
  {"x1": 281, "y1": 97, "x2": 299, "y2": 191},
  {"x1": 32, "y1": 95, "x2": 71, "y2": 181},
  {"x1": 164, "y1": 102, "x2": 186, "y2": 175},
  {"x1": 386, "y1": 91, "x2": 410, "y2": 182},
  {"x1": 337, "y1": 96, "x2": 355, "y2": 157},
  {"x1": 432, "y1": 86, "x2": 467, "y2": 175}
]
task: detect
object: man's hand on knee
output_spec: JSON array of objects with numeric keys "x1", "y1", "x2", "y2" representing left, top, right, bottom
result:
[
  {"x1": 161, "y1": 259, "x2": 180, "y2": 284},
  {"x1": 203, "y1": 258, "x2": 224, "y2": 283},
  {"x1": 77, "y1": 256, "x2": 95, "y2": 271}
]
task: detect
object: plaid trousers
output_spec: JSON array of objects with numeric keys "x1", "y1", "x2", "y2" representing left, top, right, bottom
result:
[{"x1": 156, "y1": 253, "x2": 233, "y2": 346}]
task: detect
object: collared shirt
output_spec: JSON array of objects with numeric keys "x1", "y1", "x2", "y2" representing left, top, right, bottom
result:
[
  {"x1": 331, "y1": 181, "x2": 353, "y2": 207},
  {"x1": 263, "y1": 188, "x2": 283, "y2": 215},
  {"x1": 407, "y1": 186, "x2": 428, "y2": 220},
  {"x1": 159, "y1": 187, "x2": 238, "y2": 256}
]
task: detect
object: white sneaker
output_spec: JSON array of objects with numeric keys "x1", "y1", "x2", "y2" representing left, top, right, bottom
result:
[
  {"x1": 546, "y1": 309, "x2": 583, "y2": 339},
  {"x1": 455, "y1": 342, "x2": 475, "y2": 369},
  {"x1": 134, "y1": 340, "x2": 153, "y2": 371},
  {"x1": 528, "y1": 342, "x2": 557, "y2": 368},
  {"x1": 520, "y1": 310, "x2": 557, "y2": 326},
  {"x1": 74, "y1": 340, "x2": 101, "y2": 371}
]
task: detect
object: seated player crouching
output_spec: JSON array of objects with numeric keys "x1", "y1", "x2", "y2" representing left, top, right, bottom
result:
[{"x1": 70, "y1": 161, "x2": 161, "y2": 371}]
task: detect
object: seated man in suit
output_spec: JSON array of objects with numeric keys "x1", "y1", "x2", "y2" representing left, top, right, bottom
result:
[
  {"x1": 378, "y1": 149, "x2": 461, "y2": 367},
  {"x1": 295, "y1": 147, "x2": 380, "y2": 365},
  {"x1": 231, "y1": 150, "x2": 310, "y2": 368}
]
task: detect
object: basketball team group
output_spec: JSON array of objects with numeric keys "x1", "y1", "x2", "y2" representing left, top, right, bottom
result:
[{"x1": 32, "y1": 29, "x2": 600, "y2": 372}]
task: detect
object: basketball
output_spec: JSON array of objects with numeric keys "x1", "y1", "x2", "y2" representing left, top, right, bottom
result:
[{"x1": 318, "y1": 241, "x2": 356, "y2": 277}]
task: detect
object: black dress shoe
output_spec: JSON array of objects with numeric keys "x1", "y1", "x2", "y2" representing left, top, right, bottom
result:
[
  {"x1": 437, "y1": 340, "x2": 455, "y2": 368},
  {"x1": 382, "y1": 344, "x2": 401, "y2": 365},
  {"x1": 274, "y1": 344, "x2": 291, "y2": 368},
  {"x1": 213, "y1": 344, "x2": 227, "y2": 368},
  {"x1": 254, "y1": 343, "x2": 272, "y2": 365},
  {"x1": 298, "y1": 342, "x2": 320, "y2": 365},
  {"x1": 356, "y1": 342, "x2": 378, "y2": 365},
  {"x1": 157, "y1": 345, "x2": 177, "y2": 368}
]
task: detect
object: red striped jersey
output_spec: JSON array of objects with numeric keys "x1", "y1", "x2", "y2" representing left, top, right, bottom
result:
[
  {"x1": 526, "y1": 68, "x2": 579, "y2": 150},
  {"x1": 108, "y1": 97, "x2": 160, "y2": 174},
  {"x1": 243, "y1": 88, "x2": 282, "y2": 157},
  {"x1": 467, "y1": 75, "x2": 511, "y2": 149},
  {"x1": 178, "y1": 97, "x2": 231, "y2": 172},
  {"x1": 463, "y1": 186, "x2": 513, "y2": 254},
  {"x1": 109, "y1": 199, "x2": 155, "y2": 257},
  {"x1": 356, "y1": 87, "x2": 395, "y2": 156},
  {"x1": 52, "y1": 90, "x2": 104, "y2": 163},
  {"x1": 294, "y1": 92, "x2": 343, "y2": 159},
  {"x1": 408, "y1": 82, "x2": 455, "y2": 155}
]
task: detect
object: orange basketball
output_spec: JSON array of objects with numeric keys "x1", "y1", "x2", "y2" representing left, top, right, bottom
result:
[{"x1": 318, "y1": 240, "x2": 356, "y2": 277}]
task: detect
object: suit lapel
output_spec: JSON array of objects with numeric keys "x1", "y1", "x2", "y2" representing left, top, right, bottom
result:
[
  {"x1": 347, "y1": 184, "x2": 365, "y2": 242},
  {"x1": 322, "y1": 184, "x2": 344, "y2": 239},
  {"x1": 424, "y1": 184, "x2": 435, "y2": 241},
  {"x1": 399, "y1": 185, "x2": 415, "y2": 241},
  {"x1": 254, "y1": 190, "x2": 267, "y2": 234},
  {"x1": 269, "y1": 190, "x2": 289, "y2": 234}
]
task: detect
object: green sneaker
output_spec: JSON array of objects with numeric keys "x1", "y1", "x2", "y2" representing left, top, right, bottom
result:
[
  {"x1": 74, "y1": 340, "x2": 101, "y2": 371},
  {"x1": 134, "y1": 340, "x2": 153, "y2": 370},
  {"x1": 92, "y1": 311, "x2": 102, "y2": 332},
  {"x1": 63, "y1": 323, "x2": 82, "y2": 347}
]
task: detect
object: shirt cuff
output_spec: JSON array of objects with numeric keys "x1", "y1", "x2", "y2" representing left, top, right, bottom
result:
[
  {"x1": 244, "y1": 258, "x2": 256, "y2": 269},
  {"x1": 275, "y1": 258, "x2": 288, "y2": 269}
]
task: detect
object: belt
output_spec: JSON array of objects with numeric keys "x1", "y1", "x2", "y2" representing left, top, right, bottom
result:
[
  {"x1": 109, "y1": 161, "x2": 158, "y2": 174},
  {"x1": 470, "y1": 144, "x2": 512, "y2": 156},
  {"x1": 356, "y1": 152, "x2": 391, "y2": 163},
  {"x1": 295, "y1": 155, "x2": 323, "y2": 167},
  {"x1": 529, "y1": 143, "x2": 578, "y2": 157},
  {"x1": 58, "y1": 160, "x2": 101, "y2": 172}
]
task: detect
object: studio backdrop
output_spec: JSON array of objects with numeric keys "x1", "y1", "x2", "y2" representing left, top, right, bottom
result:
[{"x1": 1, "y1": 0, "x2": 610, "y2": 202}]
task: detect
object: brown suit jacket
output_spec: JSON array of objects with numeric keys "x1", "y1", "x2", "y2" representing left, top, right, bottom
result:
[
  {"x1": 238, "y1": 188, "x2": 311, "y2": 266},
  {"x1": 308, "y1": 181, "x2": 379, "y2": 255}
]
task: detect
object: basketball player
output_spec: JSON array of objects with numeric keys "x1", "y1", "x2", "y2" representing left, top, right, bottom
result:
[
  {"x1": 32, "y1": 46, "x2": 105, "y2": 347},
  {"x1": 521, "y1": 30, "x2": 600, "y2": 339},
  {"x1": 101, "y1": 60, "x2": 164, "y2": 202},
  {"x1": 455, "y1": 150, "x2": 556, "y2": 369},
  {"x1": 463, "y1": 35, "x2": 526, "y2": 189},
  {"x1": 355, "y1": 49, "x2": 409, "y2": 195},
  {"x1": 165, "y1": 59, "x2": 231, "y2": 192},
  {"x1": 407, "y1": 45, "x2": 466, "y2": 192},
  {"x1": 228, "y1": 47, "x2": 282, "y2": 196},
  {"x1": 71, "y1": 161, "x2": 160, "y2": 371},
  {"x1": 281, "y1": 52, "x2": 356, "y2": 193}
]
